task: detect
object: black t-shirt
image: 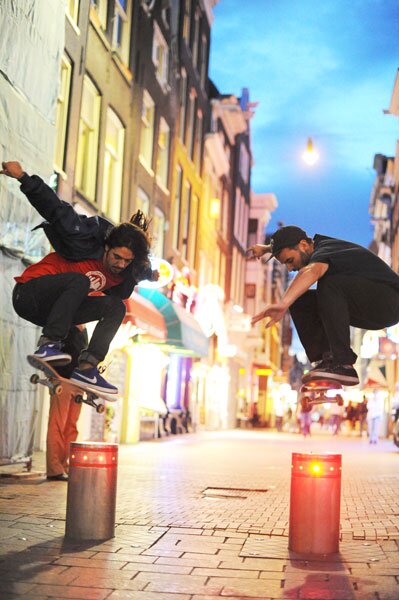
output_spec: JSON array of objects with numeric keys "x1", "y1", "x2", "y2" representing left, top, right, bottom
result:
[{"x1": 309, "y1": 234, "x2": 399, "y2": 289}]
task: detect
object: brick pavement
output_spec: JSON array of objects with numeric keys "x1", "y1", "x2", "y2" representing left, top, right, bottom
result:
[{"x1": 0, "y1": 430, "x2": 398, "y2": 599}]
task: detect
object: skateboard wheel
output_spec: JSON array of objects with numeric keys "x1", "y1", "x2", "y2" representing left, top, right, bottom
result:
[
  {"x1": 96, "y1": 404, "x2": 105, "y2": 414},
  {"x1": 54, "y1": 385, "x2": 63, "y2": 395},
  {"x1": 30, "y1": 374, "x2": 39, "y2": 384},
  {"x1": 75, "y1": 395, "x2": 83, "y2": 404}
]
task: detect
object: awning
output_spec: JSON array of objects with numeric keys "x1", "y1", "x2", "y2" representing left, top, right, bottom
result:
[
  {"x1": 123, "y1": 291, "x2": 167, "y2": 341},
  {"x1": 138, "y1": 288, "x2": 210, "y2": 357}
]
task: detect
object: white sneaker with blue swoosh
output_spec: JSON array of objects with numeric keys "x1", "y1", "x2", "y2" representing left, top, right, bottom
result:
[{"x1": 70, "y1": 367, "x2": 118, "y2": 394}]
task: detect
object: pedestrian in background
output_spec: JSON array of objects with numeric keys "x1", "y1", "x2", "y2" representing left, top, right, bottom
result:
[
  {"x1": 358, "y1": 397, "x2": 368, "y2": 437},
  {"x1": 329, "y1": 396, "x2": 344, "y2": 435},
  {"x1": 367, "y1": 391, "x2": 384, "y2": 444},
  {"x1": 298, "y1": 398, "x2": 312, "y2": 437}
]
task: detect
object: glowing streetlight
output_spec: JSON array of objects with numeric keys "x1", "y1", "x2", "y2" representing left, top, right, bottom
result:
[{"x1": 302, "y1": 137, "x2": 319, "y2": 166}]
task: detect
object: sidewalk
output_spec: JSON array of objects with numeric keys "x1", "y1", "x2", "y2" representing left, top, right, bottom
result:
[{"x1": 0, "y1": 430, "x2": 398, "y2": 599}]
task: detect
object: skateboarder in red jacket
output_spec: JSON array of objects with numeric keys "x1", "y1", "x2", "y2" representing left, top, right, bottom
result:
[{"x1": 2, "y1": 161, "x2": 157, "y2": 394}]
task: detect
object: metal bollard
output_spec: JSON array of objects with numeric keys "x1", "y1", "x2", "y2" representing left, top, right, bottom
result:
[
  {"x1": 65, "y1": 442, "x2": 118, "y2": 541},
  {"x1": 289, "y1": 452, "x2": 342, "y2": 554}
]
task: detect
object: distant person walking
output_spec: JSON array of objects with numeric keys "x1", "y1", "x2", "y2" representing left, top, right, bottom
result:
[{"x1": 367, "y1": 392, "x2": 384, "y2": 444}]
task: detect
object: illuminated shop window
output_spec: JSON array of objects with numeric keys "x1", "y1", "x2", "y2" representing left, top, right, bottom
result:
[
  {"x1": 101, "y1": 107, "x2": 125, "y2": 222},
  {"x1": 54, "y1": 54, "x2": 72, "y2": 172},
  {"x1": 75, "y1": 75, "x2": 101, "y2": 201}
]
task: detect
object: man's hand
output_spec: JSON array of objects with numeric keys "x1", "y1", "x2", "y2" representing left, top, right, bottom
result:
[
  {"x1": 246, "y1": 244, "x2": 271, "y2": 260},
  {"x1": 251, "y1": 302, "x2": 288, "y2": 328},
  {"x1": 0, "y1": 161, "x2": 25, "y2": 179}
]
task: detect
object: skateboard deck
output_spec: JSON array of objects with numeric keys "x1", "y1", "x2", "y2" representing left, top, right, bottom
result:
[
  {"x1": 27, "y1": 355, "x2": 116, "y2": 414},
  {"x1": 300, "y1": 379, "x2": 344, "y2": 411}
]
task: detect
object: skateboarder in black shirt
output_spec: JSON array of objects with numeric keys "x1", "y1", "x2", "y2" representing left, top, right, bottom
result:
[{"x1": 248, "y1": 226, "x2": 399, "y2": 386}]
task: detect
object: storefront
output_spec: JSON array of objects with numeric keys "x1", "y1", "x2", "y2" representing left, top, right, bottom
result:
[
  {"x1": 138, "y1": 288, "x2": 210, "y2": 434},
  {"x1": 84, "y1": 291, "x2": 168, "y2": 444}
]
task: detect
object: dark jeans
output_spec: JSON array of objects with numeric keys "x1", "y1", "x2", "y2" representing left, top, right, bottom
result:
[
  {"x1": 13, "y1": 273, "x2": 126, "y2": 364},
  {"x1": 290, "y1": 274, "x2": 399, "y2": 364}
]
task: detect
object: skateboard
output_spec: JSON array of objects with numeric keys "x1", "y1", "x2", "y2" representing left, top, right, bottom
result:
[
  {"x1": 27, "y1": 355, "x2": 116, "y2": 414},
  {"x1": 300, "y1": 379, "x2": 344, "y2": 412}
]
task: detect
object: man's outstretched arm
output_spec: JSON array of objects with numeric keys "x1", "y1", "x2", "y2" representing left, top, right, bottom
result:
[
  {"x1": 1, "y1": 160, "x2": 69, "y2": 222},
  {"x1": 251, "y1": 262, "x2": 329, "y2": 327},
  {"x1": 0, "y1": 161, "x2": 25, "y2": 179}
]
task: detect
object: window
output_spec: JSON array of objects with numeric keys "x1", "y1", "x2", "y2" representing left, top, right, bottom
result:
[
  {"x1": 200, "y1": 34, "x2": 207, "y2": 88},
  {"x1": 179, "y1": 70, "x2": 187, "y2": 142},
  {"x1": 185, "y1": 91, "x2": 196, "y2": 159},
  {"x1": 152, "y1": 22, "x2": 169, "y2": 89},
  {"x1": 180, "y1": 181, "x2": 191, "y2": 259},
  {"x1": 101, "y1": 107, "x2": 125, "y2": 222},
  {"x1": 172, "y1": 166, "x2": 183, "y2": 249},
  {"x1": 75, "y1": 75, "x2": 101, "y2": 201},
  {"x1": 136, "y1": 187, "x2": 150, "y2": 214},
  {"x1": 91, "y1": 0, "x2": 107, "y2": 29},
  {"x1": 194, "y1": 110, "x2": 202, "y2": 173},
  {"x1": 239, "y1": 143, "x2": 250, "y2": 184},
  {"x1": 54, "y1": 55, "x2": 72, "y2": 172},
  {"x1": 187, "y1": 193, "x2": 198, "y2": 266},
  {"x1": 156, "y1": 118, "x2": 170, "y2": 189},
  {"x1": 182, "y1": 0, "x2": 191, "y2": 45},
  {"x1": 152, "y1": 207, "x2": 165, "y2": 258},
  {"x1": 191, "y1": 11, "x2": 200, "y2": 67},
  {"x1": 67, "y1": 0, "x2": 80, "y2": 24},
  {"x1": 139, "y1": 90, "x2": 155, "y2": 170},
  {"x1": 112, "y1": 0, "x2": 132, "y2": 65}
]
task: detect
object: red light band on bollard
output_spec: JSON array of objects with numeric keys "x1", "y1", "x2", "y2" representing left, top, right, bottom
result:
[
  {"x1": 69, "y1": 442, "x2": 118, "y2": 469},
  {"x1": 291, "y1": 452, "x2": 341, "y2": 478}
]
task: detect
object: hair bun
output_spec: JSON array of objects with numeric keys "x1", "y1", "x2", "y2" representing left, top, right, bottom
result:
[{"x1": 130, "y1": 210, "x2": 151, "y2": 232}]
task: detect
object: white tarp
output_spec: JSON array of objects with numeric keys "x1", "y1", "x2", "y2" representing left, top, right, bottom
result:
[{"x1": 0, "y1": 0, "x2": 64, "y2": 463}]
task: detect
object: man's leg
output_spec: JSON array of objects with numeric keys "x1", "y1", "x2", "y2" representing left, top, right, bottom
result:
[
  {"x1": 71, "y1": 295, "x2": 126, "y2": 365},
  {"x1": 68, "y1": 295, "x2": 126, "y2": 394},
  {"x1": 317, "y1": 275, "x2": 399, "y2": 364},
  {"x1": 289, "y1": 290, "x2": 331, "y2": 362},
  {"x1": 13, "y1": 274, "x2": 90, "y2": 362}
]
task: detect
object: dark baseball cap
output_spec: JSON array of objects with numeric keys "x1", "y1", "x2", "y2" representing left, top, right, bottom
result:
[{"x1": 269, "y1": 226, "x2": 309, "y2": 257}]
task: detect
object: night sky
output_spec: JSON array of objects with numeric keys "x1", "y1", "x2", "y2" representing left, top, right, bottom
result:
[{"x1": 210, "y1": 0, "x2": 399, "y2": 248}]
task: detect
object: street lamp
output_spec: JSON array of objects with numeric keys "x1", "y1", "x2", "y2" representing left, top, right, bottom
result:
[{"x1": 302, "y1": 137, "x2": 319, "y2": 166}]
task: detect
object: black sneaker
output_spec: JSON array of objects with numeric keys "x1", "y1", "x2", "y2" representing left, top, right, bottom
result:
[
  {"x1": 302, "y1": 358, "x2": 333, "y2": 383},
  {"x1": 304, "y1": 364, "x2": 359, "y2": 386}
]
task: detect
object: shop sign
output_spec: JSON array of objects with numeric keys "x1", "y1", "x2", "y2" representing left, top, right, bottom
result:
[{"x1": 138, "y1": 256, "x2": 174, "y2": 289}]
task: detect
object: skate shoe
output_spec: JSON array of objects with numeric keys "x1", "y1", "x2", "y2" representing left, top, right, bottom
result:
[
  {"x1": 70, "y1": 366, "x2": 118, "y2": 394},
  {"x1": 32, "y1": 341, "x2": 71, "y2": 366}
]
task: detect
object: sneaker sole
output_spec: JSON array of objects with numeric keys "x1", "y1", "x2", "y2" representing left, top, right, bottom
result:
[
  {"x1": 69, "y1": 377, "x2": 118, "y2": 395},
  {"x1": 303, "y1": 370, "x2": 359, "y2": 386},
  {"x1": 35, "y1": 354, "x2": 72, "y2": 366}
]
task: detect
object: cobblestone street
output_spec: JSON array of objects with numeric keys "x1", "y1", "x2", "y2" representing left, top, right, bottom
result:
[{"x1": 0, "y1": 429, "x2": 398, "y2": 599}]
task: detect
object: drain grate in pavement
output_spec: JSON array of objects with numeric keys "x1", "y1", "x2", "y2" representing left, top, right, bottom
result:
[{"x1": 202, "y1": 487, "x2": 269, "y2": 500}]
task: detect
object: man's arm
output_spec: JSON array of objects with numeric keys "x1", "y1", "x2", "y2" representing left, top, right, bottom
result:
[
  {"x1": 251, "y1": 262, "x2": 329, "y2": 327},
  {"x1": 246, "y1": 244, "x2": 271, "y2": 259},
  {"x1": 1, "y1": 160, "x2": 70, "y2": 222},
  {"x1": 0, "y1": 161, "x2": 25, "y2": 179}
]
